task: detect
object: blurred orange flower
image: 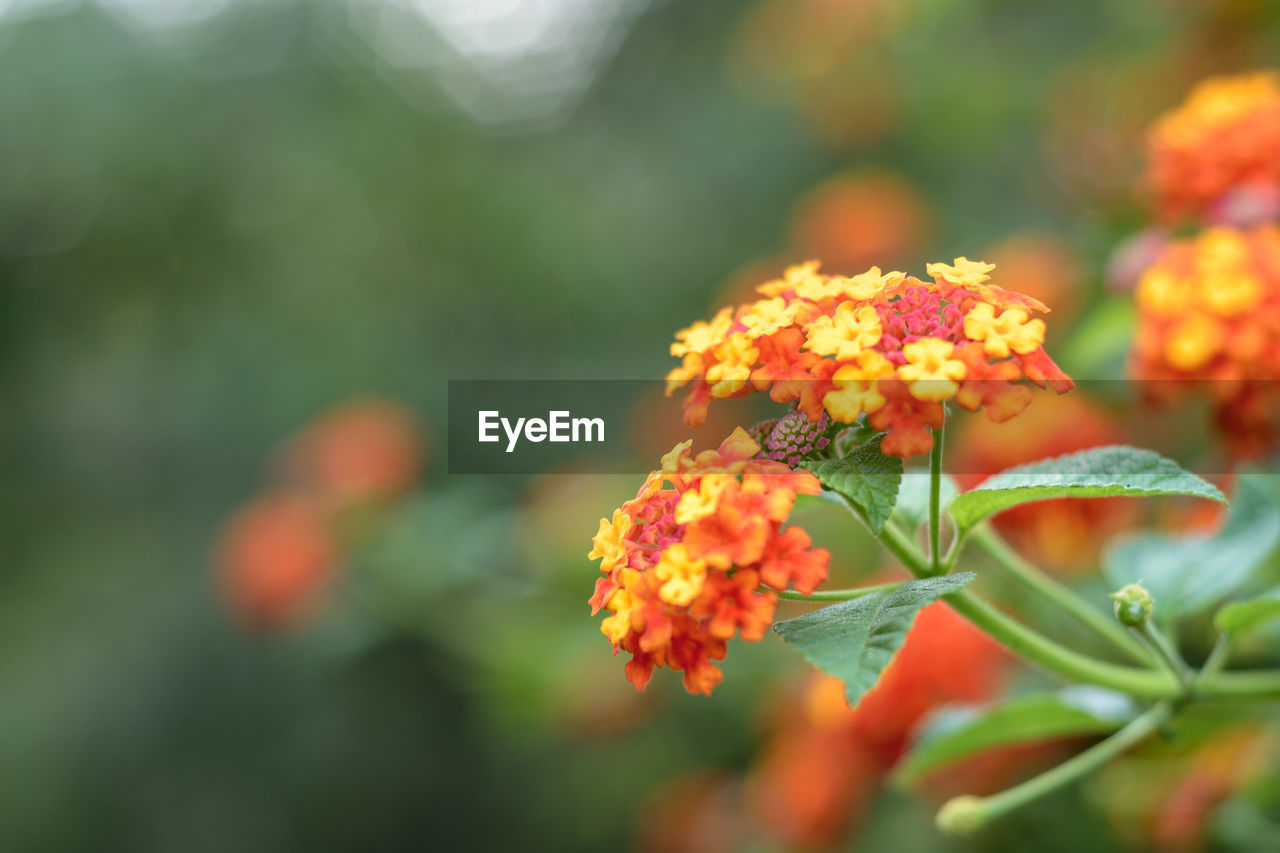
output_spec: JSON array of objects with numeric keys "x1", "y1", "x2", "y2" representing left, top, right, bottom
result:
[
  {"x1": 1130, "y1": 225, "x2": 1280, "y2": 458},
  {"x1": 281, "y1": 398, "x2": 423, "y2": 504},
  {"x1": 746, "y1": 722, "x2": 879, "y2": 849},
  {"x1": 745, "y1": 601, "x2": 1009, "y2": 847},
  {"x1": 790, "y1": 170, "x2": 931, "y2": 273},
  {"x1": 216, "y1": 397, "x2": 427, "y2": 630},
  {"x1": 635, "y1": 773, "x2": 741, "y2": 853},
  {"x1": 982, "y1": 232, "x2": 1083, "y2": 319},
  {"x1": 217, "y1": 493, "x2": 338, "y2": 629},
  {"x1": 1152, "y1": 727, "x2": 1278, "y2": 852},
  {"x1": 1098, "y1": 725, "x2": 1279, "y2": 853},
  {"x1": 1146, "y1": 70, "x2": 1280, "y2": 223}
]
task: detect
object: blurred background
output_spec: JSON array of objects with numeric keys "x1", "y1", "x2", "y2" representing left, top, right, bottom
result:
[{"x1": 5, "y1": 0, "x2": 1280, "y2": 850}]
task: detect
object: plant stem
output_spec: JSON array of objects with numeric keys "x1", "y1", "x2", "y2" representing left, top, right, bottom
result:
[
  {"x1": 776, "y1": 581, "x2": 903, "y2": 602},
  {"x1": 945, "y1": 591, "x2": 1180, "y2": 699},
  {"x1": 875, "y1": 505, "x2": 1280, "y2": 701},
  {"x1": 879, "y1": 519, "x2": 933, "y2": 575},
  {"x1": 937, "y1": 700, "x2": 1175, "y2": 834},
  {"x1": 939, "y1": 530, "x2": 965, "y2": 573},
  {"x1": 1198, "y1": 635, "x2": 1234, "y2": 685},
  {"x1": 878, "y1": 523, "x2": 1180, "y2": 699},
  {"x1": 970, "y1": 524, "x2": 1153, "y2": 666},
  {"x1": 1199, "y1": 668, "x2": 1280, "y2": 699},
  {"x1": 1138, "y1": 622, "x2": 1194, "y2": 695},
  {"x1": 929, "y1": 420, "x2": 945, "y2": 574}
]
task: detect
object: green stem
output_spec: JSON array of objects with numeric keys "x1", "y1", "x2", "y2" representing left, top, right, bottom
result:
[
  {"x1": 880, "y1": 520, "x2": 931, "y2": 575},
  {"x1": 857, "y1": 502, "x2": 948, "y2": 578},
  {"x1": 1199, "y1": 668, "x2": 1280, "y2": 699},
  {"x1": 937, "y1": 700, "x2": 1175, "y2": 834},
  {"x1": 878, "y1": 523, "x2": 1180, "y2": 699},
  {"x1": 875, "y1": 507, "x2": 1280, "y2": 701},
  {"x1": 1138, "y1": 622, "x2": 1194, "y2": 695},
  {"x1": 970, "y1": 524, "x2": 1153, "y2": 666},
  {"x1": 776, "y1": 581, "x2": 903, "y2": 602},
  {"x1": 939, "y1": 531, "x2": 964, "y2": 573},
  {"x1": 1198, "y1": 635, "x2": 1234, "y2": 685},
  {"x1": 946, "y1": 591, "x2": 1180, "y2": 699},
  {"x1": 929, "y1": 420, "x2": 945, "y2": 574}
]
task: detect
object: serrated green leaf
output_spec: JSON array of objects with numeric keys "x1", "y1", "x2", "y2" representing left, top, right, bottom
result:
[
  {"x1": 949, "y1": 446, "x2": 1226, "y2": 531},
  {"x1": 1215, "y1": 592, "x2": 1280, "y2": 637},
  {"x1": 893, "y1": 470, "x2": 958, "y2": 535},
  {"x1": 1104, "y1": 477, "x2": 1280, "y2": 625},
  {"x1": 894, "y1": 686, "x2": 1137, "y2": 787},
  {"x1": 801, "y1": 434, "x2": 903, "y2": 534},
  {"x1": 772, "y1": 573, "x2": 975, "y2": 705}
]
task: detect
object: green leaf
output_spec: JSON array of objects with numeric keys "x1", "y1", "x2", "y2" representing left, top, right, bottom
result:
[
  {"x1": 1104, "y1": 477, "x2": 1280, "y2": 625},
  {"x1": 801, "y1": 434, "x2": 904, "y2": 534},
  {"x1": 772, "y1": 573, "x2": 975, "y2": 705},
  {"x1": 1216, "y1": 592, "x2": 1280, "y2": 637},
  {"x1": 949, "y1": 445, "x2": 1226, "y2": 532},
  {"x1": 893, "y1": 470, "x2": 958, "y2": 534},
  {"x1": 893, "y1": 687, "x2": 1137, "y2": 787}
]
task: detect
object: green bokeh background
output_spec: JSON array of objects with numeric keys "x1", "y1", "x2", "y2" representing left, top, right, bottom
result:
[{"x1": 3, "y1": 0, "x2": 1280, "y2": 849}]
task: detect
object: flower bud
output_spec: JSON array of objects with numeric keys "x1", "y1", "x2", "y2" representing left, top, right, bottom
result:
[
  {"x1": 936, "y1": 795, "x2": 987, "y2": 835},
  {"x1": 1109, "y1": 582, "x2": 1154, "y2": 628},
  {"x1": 765, "y1": 410, "x2": 830, "y2": 467},
  {"x1": 746, "y1": 418, "x2": 779, "y2": 449}
]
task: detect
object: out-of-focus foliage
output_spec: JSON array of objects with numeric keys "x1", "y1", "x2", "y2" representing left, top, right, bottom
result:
[{"x1": 4, "y1": 0, "x2": 1280, "y2": 850}]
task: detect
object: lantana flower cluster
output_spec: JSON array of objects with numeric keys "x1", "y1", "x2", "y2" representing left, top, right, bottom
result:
[
  {"x1": 1131, "y1": 225, "x2": 1280, "y2": 457},
  {"x1": 1146, "y1": 71, "x2": 1280, "y2": 224},
  {"x1": 1129, "y1": 70, "x2": 1280, "y2": 458},
  {"x1": 587, "y1": 428, "x2": 830, "y2": 695},
  {"x1": 666, "y1": 259, "x2": 1073, "y2": 457}
]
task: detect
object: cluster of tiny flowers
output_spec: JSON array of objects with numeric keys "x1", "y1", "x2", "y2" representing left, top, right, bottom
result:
[
  {"x1": 1146, "y1": 71, "x2": 1280, "y2": 224},
  {"x1": 587, "y1": 428, "x2": 830, "y2": 695},
  {"x1": 1132, "y1": 225, "x2": 1280, "y2": 457},
  {"x1": 666, "y1": 260, "x2": 1073, "y2": 457}
]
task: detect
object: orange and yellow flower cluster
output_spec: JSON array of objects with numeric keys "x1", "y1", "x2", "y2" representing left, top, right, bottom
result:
[
  {"x1": 666, "y1": 259, "x2": 1073, "y2": 457},
  {"x1": 1146, "y1": 71, "x2": 1280, "y2": 223},
  {"x1": 1131, "y1": 225, "x2": 1280, "y2": 457},
  {"x1": 587, "y1": 429, "x2": 830, "y2": 695}
]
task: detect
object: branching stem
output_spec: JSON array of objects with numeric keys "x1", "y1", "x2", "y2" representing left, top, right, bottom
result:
[
  {"x1": 1137, "y1": 622, "x2": 1195, "y2": 696},
  {"x1": 969, "y1": 524, "x2": 1153, "y2": 666}
]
